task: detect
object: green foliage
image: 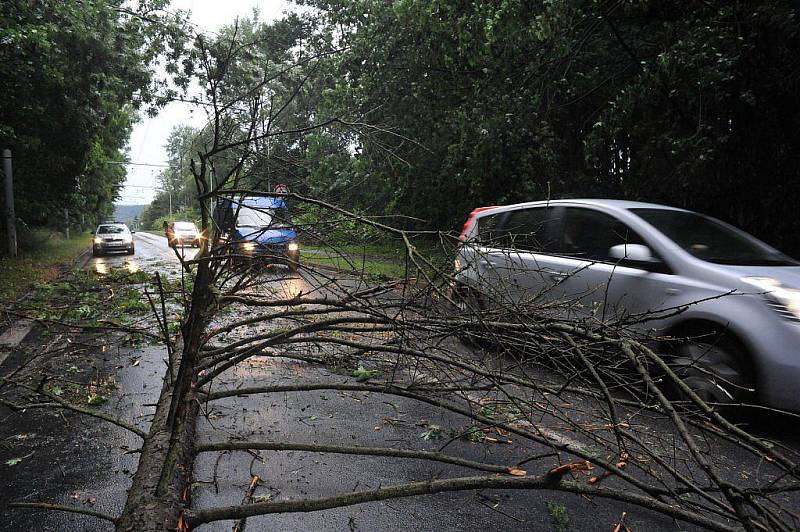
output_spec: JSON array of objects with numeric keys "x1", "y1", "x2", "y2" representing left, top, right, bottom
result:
[
  {"x1": 419, "y1": 424, "x2": 443, "y2": 441},
  {"x1": 0, "y1": 1, "x2": 191, "y2": 238},
  {"x1": 462, "y1": 425, "x2": 486, "y2": 444},
  {"x1": 546, "y1": 501, "x2": 570, "y2": 532},
  {"x1": 138, "y1": 125, "x2": 205, "y2": 228},
  {"x1": 0, "y1": 231, "x2": 91, "y2": 302},
  {"x1": 86, "y1": 392, "x2": 107, "y2": 406},
  {"x1": 352, "y1": 364, "x2": 379, "y2": 382},
  {"x1": 142, "y1": 207, "x2": 202, "y2": 232},
  {"x1": 298, "y1": 1, "x2": 800, "y2": 254}
]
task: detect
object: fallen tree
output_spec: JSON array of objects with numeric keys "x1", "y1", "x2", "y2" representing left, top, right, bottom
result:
[{"x1": 4, "y1": 11, "x2": 800, "y2": 532}]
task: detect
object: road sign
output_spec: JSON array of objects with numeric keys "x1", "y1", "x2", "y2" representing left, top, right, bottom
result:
[{"x1": 274, "y1": 183, "x2": 290, "y2": 195}]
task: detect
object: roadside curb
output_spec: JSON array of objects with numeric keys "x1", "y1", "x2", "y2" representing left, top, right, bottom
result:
[{"x1": 74, "y1": 246, "x2": 92, "y2": 269}]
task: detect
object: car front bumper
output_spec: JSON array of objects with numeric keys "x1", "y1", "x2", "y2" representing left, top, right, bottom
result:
[
  {"x1": 94, "y1": 241, "x2": 133, "y2": 252},
  {"x1": 239, "y1": 244, "x2": 298, "y2": 263}
]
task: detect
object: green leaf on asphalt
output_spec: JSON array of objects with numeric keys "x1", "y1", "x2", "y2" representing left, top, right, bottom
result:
[
  {"x1": 420, "y1": 424, "x2": 442, "y2": 440},
  {"x1": 49, "y1": 385, "x2": 64, "y2": 396},
  {"x1": 87, "y1": 393, "x2": 107, "y2": 405},
  {"x1": 5, "y1": 452, "x2": 33, "y2": 466},
  {"x1": 352, "y1": 365, "x2": 379, "y2": 382}
]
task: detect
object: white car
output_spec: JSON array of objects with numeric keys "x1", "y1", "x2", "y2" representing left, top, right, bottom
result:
[
  {"x1": 454, "y1": 199, "x2": 800, "y2": 411},
  {"x1": 171, "y1": 221, "x2": 201, "y2": 247},
  {"x1": 93, "y1": 223, "x2": 135, "y2": 256}
]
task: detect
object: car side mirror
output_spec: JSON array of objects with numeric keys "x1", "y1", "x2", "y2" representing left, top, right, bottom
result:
[
  {"x1": 609, "y1": 244, "x2": 658, "y2": 264},
  {"x1": 90, "y1": 230, "x2": 95, "y2": 235},
  {"x1": 131, "y1": 231, "x2": 136, "y2": 234}
]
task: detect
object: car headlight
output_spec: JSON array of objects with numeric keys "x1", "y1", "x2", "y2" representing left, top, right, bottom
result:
[
  {"x1": 241, "y1": 242, "x2": 256, "y2": 252},
  {"x1": 287, "y1": 242, "x2": 299, "y2": 251},
  {"x1": 93, "y1": 237, "x2": 102, "y2": 244},
  {"x1": 122, "y1": 235, "x2": 133, "y2": 244},
  {"x1": 742, "y1": 277, "x2": 800, "y2": 321}
]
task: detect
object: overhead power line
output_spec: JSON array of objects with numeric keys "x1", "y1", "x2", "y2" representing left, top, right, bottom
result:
[{"x1": 106, "y1": 160, "x2": 170, "y2": 168}]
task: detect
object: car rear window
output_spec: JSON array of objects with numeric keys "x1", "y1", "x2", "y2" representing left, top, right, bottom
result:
[
  {"x1": 497, "y1": 207, "x2": 560, "y2": 252},
  {"x1": 475, "y1": 213, "x2": 503, "y2": 245}
]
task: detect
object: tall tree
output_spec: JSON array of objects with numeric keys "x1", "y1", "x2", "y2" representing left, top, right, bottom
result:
[
  {"x1": 0, "y1": 0, "x2": 190, "y2": 236},
  {"x1": 302, "y1": 0, "x2": 800, "y2": 253}
]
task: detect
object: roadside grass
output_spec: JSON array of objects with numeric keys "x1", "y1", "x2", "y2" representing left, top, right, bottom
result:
[
  {"x1": 301, "y1": 239, "x2": 453, "y2": 280},
  {"x1": 300, "y1": 248, "x2": 408, "y2": 278},
  {"x1": 0, "y1": 230, "x2": 90, "y2": 302}
]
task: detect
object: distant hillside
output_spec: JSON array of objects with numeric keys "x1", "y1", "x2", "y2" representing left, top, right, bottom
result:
[{"x1": 113, "y1": 204, "x2": 147, "y2": 225}]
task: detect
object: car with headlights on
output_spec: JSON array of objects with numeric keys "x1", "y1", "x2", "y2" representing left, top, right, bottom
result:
[
  {"x1": 92, "y1": 222, "x2": 135, "y2": 256},
  {"x1": 454, "y1": 199, "x2": 800, "y2": 412},
  {"x1": 214, "y1": 196, "x2": 300, "y2": 271},
  {"x1": 171, "y1": 221, "x2": 201, "y2": 247}
]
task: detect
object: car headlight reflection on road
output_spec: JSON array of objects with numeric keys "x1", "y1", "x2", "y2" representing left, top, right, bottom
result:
[
  {"x1": 743, "y1": 277, "x2": 800, "y2": 320},
  {"x1": 288, "y1": 242, "x2": 299, "y2": 251}
]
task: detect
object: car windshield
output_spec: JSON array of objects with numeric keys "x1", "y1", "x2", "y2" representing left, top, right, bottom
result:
[
  {"x1": 236, "y1": 205, "x2": 274, "y2": 228},
  {"x1": 631, "y1": 208, "x2": 798, "y2": 266},
  {"x1": 174, "y1": 222, "x2": 196, "y2": 231},
  {"x1": 98, "y1": 225, "x2": 127, "y2": 234}
]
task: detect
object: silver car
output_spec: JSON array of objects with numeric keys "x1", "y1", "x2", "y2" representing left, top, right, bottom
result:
[
  {"x1": 454, "y1": 199, "x2": 800, "y2": 411},
  {"x1": 172, "y1": 221, "x2": 201, "y2": 248},
  {"x1": 93, "y1": 223, "x2": 135, "y2": 256}
]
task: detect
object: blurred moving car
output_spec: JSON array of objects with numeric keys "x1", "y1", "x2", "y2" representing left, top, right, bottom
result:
[
  {"x1": 214, "y1": 196, "x2": 300, "y2": 271},
  {"x1": 93, "y1": 222, "x2": 135, "y2": 256},
  {"x1": 454, "y1": 199, "x2": 800, "y2": 412},
  {"x1": 171, "y1": 221, "x2": 201, "y2": 247}
]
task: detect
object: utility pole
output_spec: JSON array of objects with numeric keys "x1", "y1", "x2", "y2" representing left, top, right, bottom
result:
[{"x1": 2, "y1": 149, "x2": 17, "y2": 257}]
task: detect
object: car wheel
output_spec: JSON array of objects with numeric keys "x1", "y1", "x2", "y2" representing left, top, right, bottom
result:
[
  {"x1": 670, "y1": 332, "x2": 754, "y2": 410},
  {"x1": 128, "y1": 246, "x2": 135, "y2": 255},
  {"x1": 92, "y1": 247, "x2": 102, "y2": 257}
]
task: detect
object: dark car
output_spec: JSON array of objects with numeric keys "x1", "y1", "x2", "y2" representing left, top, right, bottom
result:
[{"x1": 93, "y1": 223, "x2": 135, "y2": 256}]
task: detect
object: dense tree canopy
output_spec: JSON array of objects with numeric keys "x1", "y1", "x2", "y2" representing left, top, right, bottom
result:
[
  {"x1": 0, "y1": 0, "x2": 189, "y2": 235},
  {"x1": 24, "y1": 0, "x2": 795, "y2": 254},
  {"x1": 298, "y1": 0, "x2": 800, "y2": 253}
]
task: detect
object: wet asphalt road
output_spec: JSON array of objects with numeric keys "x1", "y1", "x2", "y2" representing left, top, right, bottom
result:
[
  {"x1": 0, "y1": 232, "x2": 189, "y2": 531},
  {"x1": 2, "y1": 232, "x2": 799, "y2": 531},
  {"x1": 85, "y1": 231, "x2": 199, "y2": 275}
]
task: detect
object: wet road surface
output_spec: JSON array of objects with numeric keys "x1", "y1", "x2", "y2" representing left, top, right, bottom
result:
[
  {"x1": 1, "y1": 232, "x2": 189, "y2": 531},
  {"x1": 84, "y1": 231, "x2": 198, "y2": 275}
]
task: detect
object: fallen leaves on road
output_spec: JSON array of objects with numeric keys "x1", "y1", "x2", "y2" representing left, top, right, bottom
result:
[
  {"x1": 352, "y1": 365, "x2": 379, "y2": 382},
  {"x1": 5, "y1": 451, "x2": 34, "y2": 466}
]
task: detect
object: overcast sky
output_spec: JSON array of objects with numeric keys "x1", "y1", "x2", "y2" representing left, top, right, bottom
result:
[{"x1": 118, "y1": 0, "x2": 294, "y2": 205}]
